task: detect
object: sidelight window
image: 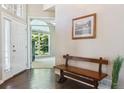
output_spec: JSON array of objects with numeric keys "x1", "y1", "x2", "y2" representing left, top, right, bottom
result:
[{"x1": 4, "y1": 18, "x2": 11, "y2": 72}]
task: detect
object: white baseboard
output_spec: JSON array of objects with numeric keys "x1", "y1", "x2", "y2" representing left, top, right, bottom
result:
[
  {"x1": 99, "y1": 78, "x2": 112, "y2": 89},
  {"x1": 0, "y1": 80, "x2": 4, "y2": 85}
]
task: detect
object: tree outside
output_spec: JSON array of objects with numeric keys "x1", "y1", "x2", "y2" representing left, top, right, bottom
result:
[{"x1": 32, "y1": 32, "x2": 49, "y2": 56}]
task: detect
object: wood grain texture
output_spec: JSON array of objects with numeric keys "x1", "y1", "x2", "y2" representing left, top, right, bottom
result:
[
  {"x1": 55, "y1": 54, "x2": 108, "y2": 88},
  {"x1": 0, "y1": 69, "x2": 92, "y2": 89},
  {"x1": 54, "y1": 64, "x2": 107, "y2": 81},
  {"x1": 63, "y1": 55, "x2": 108, "y2": 64}
]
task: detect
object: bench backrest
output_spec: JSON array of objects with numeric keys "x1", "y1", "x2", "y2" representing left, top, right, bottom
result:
[{"x1": 63, "y1": 54, "x2": 108, "y2": 74}]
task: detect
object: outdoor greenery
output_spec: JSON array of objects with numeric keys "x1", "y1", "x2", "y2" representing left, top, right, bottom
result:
[
  {"x1": 111, "y1": 56, "x2": 124, "y2": 89},
  {"x1": 32, "y1": 32, "x2": 49, "y2": 56}
]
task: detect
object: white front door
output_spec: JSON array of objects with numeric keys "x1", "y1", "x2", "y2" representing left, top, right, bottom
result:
[
  {"x1": 11, "y1": 20, "x2": 27, "y2": 75},
  {"x1": 2, "y1": 14, "x2": 28, "y2": 81}
]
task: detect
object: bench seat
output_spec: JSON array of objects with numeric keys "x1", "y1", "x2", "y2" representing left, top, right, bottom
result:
[
  {"x1": 54, "y1": 64, "x2": 107, "y2": 81},
  {"x1": 54, "y1": 54, "x2": 108, "y2": 88}
]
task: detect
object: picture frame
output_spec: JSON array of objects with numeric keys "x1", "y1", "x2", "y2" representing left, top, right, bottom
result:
[{"x1": 72, "y1": 13, "x2": 96, "y2": 39}]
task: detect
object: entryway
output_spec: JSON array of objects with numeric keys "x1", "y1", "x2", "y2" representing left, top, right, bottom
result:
[{"x1": 29, "y1": 18, "x2": 55, "y2": 69}]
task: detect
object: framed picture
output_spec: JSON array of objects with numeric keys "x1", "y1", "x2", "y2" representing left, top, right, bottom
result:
[{"x1": 72, "y1": 13, "x2": 96, "y2": 39}]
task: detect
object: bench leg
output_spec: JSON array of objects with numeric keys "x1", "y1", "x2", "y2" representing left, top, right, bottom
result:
[
  {"x1": 94, "y1": 80, "x2": 99, "y2": 89},
  {"x1": 58, "y1": 69, "x2": 67, "y2": 83}
]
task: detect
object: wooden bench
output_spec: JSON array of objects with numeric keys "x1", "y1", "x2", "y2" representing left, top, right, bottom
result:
[{"x1": 54, "y1": 54, "x2": 108, "y2": 88}]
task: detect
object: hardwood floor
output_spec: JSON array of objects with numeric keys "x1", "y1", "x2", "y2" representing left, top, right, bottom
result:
[{"x1": 0, "y1": 69, "x2": 92, "y2": 89}]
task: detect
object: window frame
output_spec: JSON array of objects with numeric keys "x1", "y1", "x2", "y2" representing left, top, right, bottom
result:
[
  {"x1": 16, "y1": 4, "x2": 23, "y2": 17},
  {"x1": 1, "y1": 4, "x2": 24, "y2": 18}
]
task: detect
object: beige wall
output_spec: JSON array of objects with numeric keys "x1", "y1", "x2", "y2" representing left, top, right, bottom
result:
[
  {"x1": 55, "y1": 4, "x2": 124, "y2": 88},
  {"x1": 28, "y1": 4, "x2": 55, "y2": 17}
]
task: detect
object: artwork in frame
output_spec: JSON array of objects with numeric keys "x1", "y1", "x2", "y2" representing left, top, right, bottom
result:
[{"x1": 72, "y1": 13, "x2": 96, "y2": 39}]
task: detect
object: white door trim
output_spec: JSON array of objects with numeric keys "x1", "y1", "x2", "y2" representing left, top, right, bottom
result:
[{"x1": 27, "y1": 16, "x2": 55, "y2": 69}]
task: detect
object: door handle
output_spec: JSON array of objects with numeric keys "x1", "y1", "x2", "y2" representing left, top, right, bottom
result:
[{"x1": 13, "y1": 50, "x2": 16, "y2": 52}]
